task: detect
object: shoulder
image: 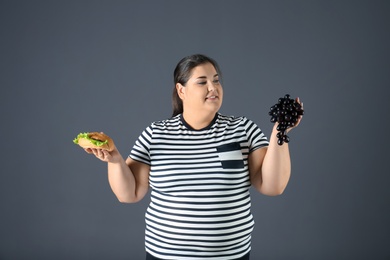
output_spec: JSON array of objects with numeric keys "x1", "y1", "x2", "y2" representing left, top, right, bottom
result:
[
  {"x1": 217, "y1": 114, "x2": 263, "y2": 134},
  {"x1": 217, "y1": 113, "x2": 252, "y2": 126},
  {"x1": 150, "y1": 115, "x2": 181, "y2": 129}
]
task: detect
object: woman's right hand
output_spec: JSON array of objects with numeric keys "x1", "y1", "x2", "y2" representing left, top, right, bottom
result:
[{"x1": 84, "y1": 147, "x2": 122, "y2": 164}]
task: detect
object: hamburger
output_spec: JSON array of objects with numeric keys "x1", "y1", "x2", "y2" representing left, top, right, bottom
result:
[{"x1": 73, "y1": 132, "x2": 114, "y2": 151}]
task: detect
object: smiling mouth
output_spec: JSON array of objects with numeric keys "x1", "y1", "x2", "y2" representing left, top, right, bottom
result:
[{"x1": 206, "y1": 96, "x2": 218, "y2": 100}]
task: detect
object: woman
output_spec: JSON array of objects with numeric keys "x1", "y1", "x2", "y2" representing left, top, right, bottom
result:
[{"x1": 85, "y1": 54, "x2": 303, "y2": 260}]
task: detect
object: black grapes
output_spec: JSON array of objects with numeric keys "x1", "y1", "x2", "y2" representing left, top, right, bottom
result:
[{"x1": 269, "y1": 94, "x2": 304, "y2": 145}]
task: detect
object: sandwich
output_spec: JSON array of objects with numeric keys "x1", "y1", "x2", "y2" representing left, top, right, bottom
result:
[{"x1": 73, "y1": 132, "x2": 114, "y2": 151}]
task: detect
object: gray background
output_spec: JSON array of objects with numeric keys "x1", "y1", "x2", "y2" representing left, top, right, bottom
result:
[{"x1": 1, "y1": 0, "x2": 389, "y2": 259}]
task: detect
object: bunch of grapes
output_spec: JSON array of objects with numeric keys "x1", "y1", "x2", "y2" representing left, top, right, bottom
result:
[{"x1": 269, "y1": 94, "x2": 304, "y2": 145}]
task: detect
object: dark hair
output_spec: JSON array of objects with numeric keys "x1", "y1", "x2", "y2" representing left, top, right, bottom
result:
[{"x1": 172, "y1": 54, "x2": 222, "y2": 117}]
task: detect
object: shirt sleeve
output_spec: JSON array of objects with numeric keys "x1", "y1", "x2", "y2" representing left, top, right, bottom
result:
[
  {"x1": 129, "y1": 125, "x2": 153, "y2": 165},
  {"x1": 242, "y1": 117, "x2": 269, "y2": 152}
]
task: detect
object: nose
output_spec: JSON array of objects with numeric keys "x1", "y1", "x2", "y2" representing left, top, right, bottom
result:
[{"x1": 208, "y1": 81, "x2": 217, "y2": 92}]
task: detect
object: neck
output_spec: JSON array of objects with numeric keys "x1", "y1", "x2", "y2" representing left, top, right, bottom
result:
[{"x1": 182, "y1": 111, "x2": 217, "y2": 130}]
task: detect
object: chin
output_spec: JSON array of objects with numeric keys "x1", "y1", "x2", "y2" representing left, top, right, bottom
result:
[{"x1": 206, "y1": 107, "x2": 221, "y2": 115}]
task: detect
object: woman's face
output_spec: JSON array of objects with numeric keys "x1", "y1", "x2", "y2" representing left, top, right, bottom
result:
[{"x1": 177, "y1": 62, "x2": 223, "y2": 115}]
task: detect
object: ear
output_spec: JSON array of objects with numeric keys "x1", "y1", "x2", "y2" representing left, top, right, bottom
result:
[{"x1": 176, "y1": 83, "x2": 185, "y2": 100}]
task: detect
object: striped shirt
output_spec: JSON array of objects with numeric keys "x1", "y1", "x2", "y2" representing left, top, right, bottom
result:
[{"x1": 129, "y1": 113, "x2": 269, "y2": 260}]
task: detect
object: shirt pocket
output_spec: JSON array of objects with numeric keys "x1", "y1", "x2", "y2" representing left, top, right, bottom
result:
[{"x1": 216, "y1": 142, "x2": 245, "y2": 169}]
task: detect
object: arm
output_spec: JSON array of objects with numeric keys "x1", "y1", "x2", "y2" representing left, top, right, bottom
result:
[
  {"x1": 87, "y1": 147, "x2": 150, "y2": 203},
  {"x1": 249, "y1": 124, "x2": 291, "y2": 196},
  {"x1": 249, "y1": 98, "x2": 303, "y2": 196}
]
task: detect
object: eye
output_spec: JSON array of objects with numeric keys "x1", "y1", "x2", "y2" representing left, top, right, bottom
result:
[
  {"x1": 198, "y1": 81, "x2": 207, "y2": 85},
  {"x1": 213, "y1": 79, "x2": 220, "y2": 84}
]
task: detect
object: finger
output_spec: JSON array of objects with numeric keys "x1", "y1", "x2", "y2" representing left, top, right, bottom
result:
[
  {"x1": 93, "y1": 149, "x2": 103, "y2": 159},
  {"x1": 84, "y1": 148, "x2": 93, "y2": 154},
  {"x1": 97, "y1": 149, "x2": 104, "y2": 158},
  {"x1": 296, "y1": 97, "x2": 304, "y2": 113},
  {"x1": 102, "y1": 150, "x2": 110, "y2": 159}
]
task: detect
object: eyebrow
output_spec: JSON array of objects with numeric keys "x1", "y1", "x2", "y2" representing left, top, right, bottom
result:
[{"x1": 196, "y1": 74, "x2": 219, "y2": 79}]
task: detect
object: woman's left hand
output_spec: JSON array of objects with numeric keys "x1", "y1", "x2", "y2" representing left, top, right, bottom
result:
[
  {"x1": 291, "y1": 97, "x2": 303, "y2": 128},
  {"x1": 281, "y1": 97, "x2": 303, "y2": 133}
]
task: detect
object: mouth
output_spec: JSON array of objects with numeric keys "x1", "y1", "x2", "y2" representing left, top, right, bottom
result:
[{"x1": 206, "y1": 95, "x2": 218, "y2": 100}]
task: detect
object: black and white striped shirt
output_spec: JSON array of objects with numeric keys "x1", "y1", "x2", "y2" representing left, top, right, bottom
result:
[{"x1": 129, "y1": 113, "x2": 269, "y2": 260}]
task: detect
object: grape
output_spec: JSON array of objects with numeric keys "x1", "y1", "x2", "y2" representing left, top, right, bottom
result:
[{"x1": 269, "y1": 94, "x2": 304, "y2": 145}]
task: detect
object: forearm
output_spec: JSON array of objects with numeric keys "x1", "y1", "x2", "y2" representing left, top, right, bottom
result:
[
  {"x1": 260, "y1": 125, "x2": 292, "y2": 195},
  {"x1": 107, "y1": 154, "x2": 137, "y2": 203}
]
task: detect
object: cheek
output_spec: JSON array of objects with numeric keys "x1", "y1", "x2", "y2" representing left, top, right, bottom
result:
[
  {"x1": 218, "y1": 87, "x2": 224, "y2": 97},
  {"x1": 194, "y1": 88, "x2": 208, "y2": 98},
  {"x1": 185, "y1": 88, "x2": 205, "y2": 102}
]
